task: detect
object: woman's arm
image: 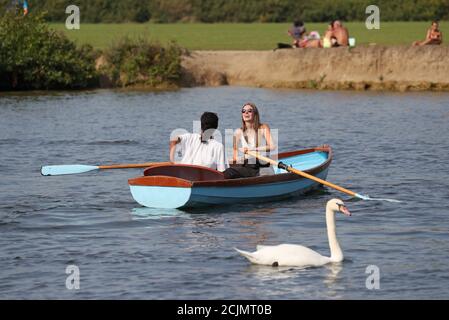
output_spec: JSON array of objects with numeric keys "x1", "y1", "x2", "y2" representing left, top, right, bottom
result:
[
  {"x1": 257, "y1": 124, "x2": 276, "y2": 152},
  {"x1": 232, "y1": 129, "x2": 242, "y2": 164}
]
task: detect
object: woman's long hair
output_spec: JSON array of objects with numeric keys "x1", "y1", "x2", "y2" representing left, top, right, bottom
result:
[{"x1": 241, "y1": 102, "x2": 262, "y2": 147}]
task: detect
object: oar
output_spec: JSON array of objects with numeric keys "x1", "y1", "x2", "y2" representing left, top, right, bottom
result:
[
  {"x1": 246, "y1": 150, "x2": 371, "y2": 200},
  {"x1": 41, "y1": 162, "x2": 171, "y2": 176}
]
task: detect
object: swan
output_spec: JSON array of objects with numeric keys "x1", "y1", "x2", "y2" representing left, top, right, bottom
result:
[{"x1": 235, "y1": 198, "x2": 351, "y2": 267}]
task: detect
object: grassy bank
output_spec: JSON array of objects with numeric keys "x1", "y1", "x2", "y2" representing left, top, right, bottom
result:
[{"x1": 51, "y1": 22, "x2": 449, "y2": 50}]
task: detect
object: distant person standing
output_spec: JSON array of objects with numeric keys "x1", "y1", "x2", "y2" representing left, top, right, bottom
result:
[
  {"x1": 332, "y1": 20, "x2": 349, "y2": 46},
  {"x1": 23, "y1": 0, "x2": 29, "y2": 16},
  {"x1": 288, "y1": 20, "x2": 306, "y2": 48},
  {"x1": 6, "y1": 0, "x2": 27, "y2": 15},
  {"x1": 413, "y1": 21, "x2": 443, "y2": 46}
]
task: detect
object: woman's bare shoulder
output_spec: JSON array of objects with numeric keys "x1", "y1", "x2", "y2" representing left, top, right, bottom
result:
[{"x1": 235, "y1": 128, "x2": 243, "y2": 135}]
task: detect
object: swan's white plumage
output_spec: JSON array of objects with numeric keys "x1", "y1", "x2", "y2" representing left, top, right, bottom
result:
[
  {"x1": 236, "y1": 244, "x2": 330, "y2": 267},
  {"x1": 235, "y1": 199, "x2": 350, "y2": 267}
]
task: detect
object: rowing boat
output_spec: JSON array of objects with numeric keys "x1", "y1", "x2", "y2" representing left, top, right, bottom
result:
[{"x1": 128, "y1": 145, "x2": 332, "y2": 209}]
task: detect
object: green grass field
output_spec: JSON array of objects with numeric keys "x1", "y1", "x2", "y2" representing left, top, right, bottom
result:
[{"x1": 50, "y1": 22, "x2": 448, "y2": 50}]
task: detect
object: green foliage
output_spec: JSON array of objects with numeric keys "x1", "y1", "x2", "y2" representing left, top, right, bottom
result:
[
  {"x1": 2, "y1": 0, "x2": 448, "y2": 23},
  {"x1": 101, "y1": 37, "x2": 183, "y2": 87},
  {"x1": 149, "y1": 0, "x2": 194, "y2": 23},
  {"x1": 0, "y1": 12, "x2": 98, "y2": 90}
]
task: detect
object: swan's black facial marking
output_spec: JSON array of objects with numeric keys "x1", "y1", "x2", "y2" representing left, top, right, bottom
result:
[
  {"x1": 337, "y1": 202, "x2": 351, "y2": 216},
  {"x1": 272, "y1": 261, "x2": 279, "y2": 267}
]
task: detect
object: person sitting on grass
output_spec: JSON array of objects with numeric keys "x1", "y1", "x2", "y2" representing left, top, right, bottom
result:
[
  {"x1": 322, "y1": 23, "x2": 334, "y2": 48},
  {"x1": 299, "y1": 31, "x2": 322, "y2": 48},
  {"x1": 413, "y1": 21, "x2": 443, "y2": 46},
  {"x1": 332, "y1": 20, "x2": 349, "y2": 46},
  {"x1": 288, "y1": 20, "x2": 307, "y2": 48}
]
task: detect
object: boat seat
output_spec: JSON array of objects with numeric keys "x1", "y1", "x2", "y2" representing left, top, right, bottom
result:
[
  {"x1": 144, "y1": 164, "x2": 225, "y2": 182},
  {"x1": 259, "y1": 166, "x2": 275, "y2": 176}
]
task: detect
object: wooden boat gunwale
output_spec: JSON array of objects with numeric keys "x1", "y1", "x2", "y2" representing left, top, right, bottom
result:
[
  {"x1": 195, "y1": 145, "x2": 332, "y2": 187},
  {"x1": 128, "y1": 146, "x2": 332, "y2": 188}
]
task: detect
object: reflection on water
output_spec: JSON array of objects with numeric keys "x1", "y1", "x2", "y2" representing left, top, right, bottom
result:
[
  {"x1": 245, "y1": 264, "x2": 309, "y2": 281},
  {"x1": 238, "y1": 207, "x2": 277, "y2": 247},
  {"x1": 240, "y1": 262, "x2": 345, "y2": 299},
  {"x1": 323, "y1": 263, "x2": 344, "y2": 298},
  {"x1": 131, "y1": 207, "x2": 187, "y2": 220}
]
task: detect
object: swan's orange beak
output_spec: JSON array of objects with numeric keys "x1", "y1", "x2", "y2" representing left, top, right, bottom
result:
[{"x1": 340, "y1": 205, "x2": 351, "y2": 216}]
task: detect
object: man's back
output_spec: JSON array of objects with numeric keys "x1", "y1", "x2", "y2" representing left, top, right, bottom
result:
[
  {"x1": 334, "y1": 26, "x2": 349, "y2": 46},
  {"x1": 177, "y1": 133, "x2": 228, "y2": 172}
]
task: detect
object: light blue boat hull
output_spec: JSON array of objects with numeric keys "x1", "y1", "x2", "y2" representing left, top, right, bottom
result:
[
  {"x1": 130, "y1": 169, "x2": 328, "y2": 208},
  {"x1": 129, "y1": 148, "x2": 332, "y2": 209},
  {"x1": 185, "y1": 168, "x2": 328, "y2": 207}
]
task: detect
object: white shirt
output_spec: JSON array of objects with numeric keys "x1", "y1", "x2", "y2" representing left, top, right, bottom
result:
[
  {"x1": 177, "y1": 133, "x2": 228, "y2": 172},
  {"x1": 240, "y1": 130, "x2": 261, "y2": 149},
  {"x1": 239, "y1": 129, "x2": 267, "y2": 158},
  {"x1": 239, "y1": 129, "x2": 271, "y2": 167}
]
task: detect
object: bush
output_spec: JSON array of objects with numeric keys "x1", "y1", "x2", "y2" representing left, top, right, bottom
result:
[
  {"x1": 0, "y1": 12, "x2": 98, "y2": 90},
  {"x1": 101, "y1": 37, "x2": 184, "y2": 88}
]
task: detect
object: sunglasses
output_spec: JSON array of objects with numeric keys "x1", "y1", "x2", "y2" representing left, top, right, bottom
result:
[{"x1": 242, "y1": 109, "x2": 253, "y2": 114}]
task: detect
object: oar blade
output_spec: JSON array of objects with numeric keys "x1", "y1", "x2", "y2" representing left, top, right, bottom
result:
[
  {"x1": 354, "y1": 193, "x2": 371, "y2": 201},
  {"x1": 41, "y1": 165, "x2": 99, "y2": 176}
]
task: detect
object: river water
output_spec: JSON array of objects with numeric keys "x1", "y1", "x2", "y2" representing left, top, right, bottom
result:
[{"x1": 0, "y1": 87, "x2": 448, "y2": 299}]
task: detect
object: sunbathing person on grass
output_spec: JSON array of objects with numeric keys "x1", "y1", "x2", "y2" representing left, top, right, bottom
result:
[{"x1": 413, "y1": 21, "x2": 443, "y2": 46}]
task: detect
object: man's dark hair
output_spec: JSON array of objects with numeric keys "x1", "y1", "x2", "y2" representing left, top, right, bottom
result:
[
  {"x1": 201, "y1": 112, "x2": 219, "y2": 132},
  {"x1": 294, "y1": 20, "x2": 303, "y2": 27}
]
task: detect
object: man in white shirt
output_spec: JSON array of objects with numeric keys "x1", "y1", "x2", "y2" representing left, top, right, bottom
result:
[{"x1": 169, "y1": 112, "x2": 228, "y2": 172}]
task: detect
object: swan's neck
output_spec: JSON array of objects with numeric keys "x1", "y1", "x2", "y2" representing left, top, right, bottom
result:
[{"x1": 326, "y1": 208, "x2": 343, "y2": 262}]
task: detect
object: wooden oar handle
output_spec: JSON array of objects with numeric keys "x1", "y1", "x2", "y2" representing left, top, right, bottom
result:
[
  {"x1": 99, "y1": 162, "x2": 172, "y2": 170},
  {"x1": 288, "y1": 166, "x2": 356, "y2": 197},
  {"x1": 246, "y1": 151, "x2": 357, "y2": 198}
]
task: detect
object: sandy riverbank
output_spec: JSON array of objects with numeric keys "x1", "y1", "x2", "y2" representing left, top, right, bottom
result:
[{"x1": 180, "y1": 46, "x2": 449, "y2": 91}]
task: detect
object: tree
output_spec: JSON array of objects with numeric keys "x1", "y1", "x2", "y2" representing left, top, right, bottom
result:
[{"x1": 0, "y1": 12, "x2": 98, "y2": 90}]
